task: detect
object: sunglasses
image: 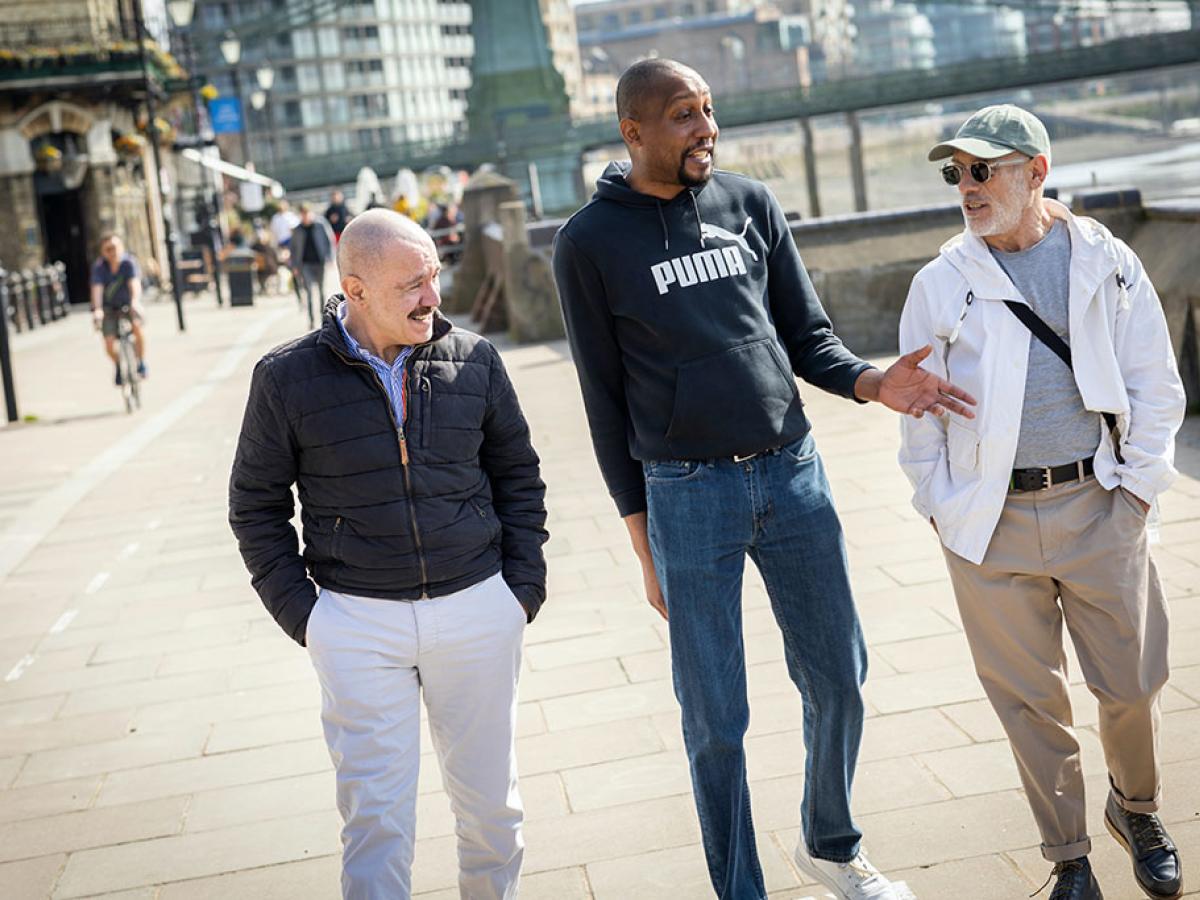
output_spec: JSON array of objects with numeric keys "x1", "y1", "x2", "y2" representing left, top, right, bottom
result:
[{"x1": 940, "y1": 157, "x2": 1028, "y2": 186}]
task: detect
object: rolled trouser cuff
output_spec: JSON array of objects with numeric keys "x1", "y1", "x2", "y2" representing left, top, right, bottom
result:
[
  {"x1": 1042, "y1": 837, "x2": 1092, "y2": 863},
  {"x1": 1110, "y1": 779, "x2": 1161, "y2": 814}
]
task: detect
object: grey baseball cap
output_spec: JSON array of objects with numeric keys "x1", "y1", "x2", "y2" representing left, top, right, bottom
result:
[{"x1": 928, "y1": 105, "x2": 1051, "y2": 162}]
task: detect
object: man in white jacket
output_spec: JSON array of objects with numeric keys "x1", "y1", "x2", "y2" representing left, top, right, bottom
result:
[{"x1": 898, "y1": 106, "x2": 1186, "y2": 900}]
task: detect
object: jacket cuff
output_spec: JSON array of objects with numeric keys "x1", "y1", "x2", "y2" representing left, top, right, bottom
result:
[
  {"x1": 613, "y1": 485, "x2": 647, "y2": 518},
  {"x1": 510, "y1": 583, "x2": 544, "y2": 623}
]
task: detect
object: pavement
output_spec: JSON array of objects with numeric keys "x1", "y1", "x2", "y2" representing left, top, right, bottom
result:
[{"x1": 1, "y1": 287, "x2": 1198, "y2": 900}]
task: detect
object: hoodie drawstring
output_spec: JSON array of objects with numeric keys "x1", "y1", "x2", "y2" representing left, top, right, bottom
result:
[{"x1": 654, "y1": 190, "x2": 707, "y2": 252}]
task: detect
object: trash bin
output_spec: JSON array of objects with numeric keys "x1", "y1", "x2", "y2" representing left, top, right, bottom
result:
[{"x1": 226, "y1": 250, "x2": 256, "y2": 307}]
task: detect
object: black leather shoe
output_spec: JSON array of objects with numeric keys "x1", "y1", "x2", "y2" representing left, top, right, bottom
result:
[
  {"x1": 1105, "y1": 793, "x2": 1182, "y2": 899},
  {"x1": 1045, "y1": 857, "x2": 1103, "y2": 900}
]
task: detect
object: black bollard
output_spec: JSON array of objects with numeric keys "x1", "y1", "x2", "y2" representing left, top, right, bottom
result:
[
  {"x1": 51, "y1": 262, "x2": 69, "y2": 320},
  {"x1": 16, "y1": 271, "x2": 35, "y2": 331},
  {"x1": 35, "y1": 267, "x2": 54, "y2": 326},
  {"x1": 0, "y1": 268, "x2": 19, "y2": 422},
  {"x1": 7, "y1": 271, "x2": 26, "y2": 333}
]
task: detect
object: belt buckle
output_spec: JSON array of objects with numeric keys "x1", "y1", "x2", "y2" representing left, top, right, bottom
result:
[
  {"x1": 1010, "y1": 467, "x2": 1051, "y2": 492},
  {"x1": 732, "y1": 450, "x2": 759, "y2": 463}
]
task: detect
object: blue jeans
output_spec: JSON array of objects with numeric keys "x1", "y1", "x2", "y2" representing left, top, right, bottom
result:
[{"x1": 644, "y1": 433, "x2": 867, "y2": 900}]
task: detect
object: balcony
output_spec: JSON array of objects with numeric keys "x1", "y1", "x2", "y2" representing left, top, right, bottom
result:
[{"x1": 0, "y1": 19, "x2": 184, "y2": 91}]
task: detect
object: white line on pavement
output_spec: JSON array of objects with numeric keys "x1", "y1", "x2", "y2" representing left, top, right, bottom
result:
[
  {"x1": 0, "y1": 307, "x2": 289, "y2": 583},
  {"x1": 4, "y1": 654, "x2": 36, "y2": 682},
  {"x1": 49, "y1": 609, "x2": 78, "y2": 634},
  {"x1": 146, "y1": 518, "x2": 162, "y2": 530},
  {"x1": 118, "y1": 541, "x2": 140, "y2": 561},
  {"x1": 85, "y1": 572, "x2": 110, "y2": 594}
]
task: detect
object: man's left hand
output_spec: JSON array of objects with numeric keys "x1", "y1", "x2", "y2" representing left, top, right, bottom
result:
[{"x1": 856, "y1": 345, "x2": 977, "y2": 419}]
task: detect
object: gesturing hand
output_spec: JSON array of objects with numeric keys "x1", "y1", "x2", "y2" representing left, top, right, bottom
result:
[{"x1": 857, "y1": 346, "x2": 977, "y2": 419}]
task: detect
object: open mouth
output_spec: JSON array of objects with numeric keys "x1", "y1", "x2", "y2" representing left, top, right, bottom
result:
[
  {"x1": 685, "y1": 146, "x2": 714, "y2": 165},
  {"x1": 963, "y1": 199, "x2": 989, "y2": 214},
  {"x1": 409, "y1": 308, "x2": 434, "y2": 321}
]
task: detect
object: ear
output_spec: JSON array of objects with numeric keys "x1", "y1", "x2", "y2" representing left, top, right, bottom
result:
[
  {"x1": 342, "y1": 274, "x2": 366, "y2": 303},
  {"x1": 1031, "y1": 154, "x2": 1050, "y2": 187},
  {"x1": 619, "y1": 117, "x2": 640, "y2": 148}
]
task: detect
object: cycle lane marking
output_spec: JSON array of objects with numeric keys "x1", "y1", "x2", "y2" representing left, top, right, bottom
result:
[{"x1": 0, "y1": 306, "x2": 290, "y2": 586}]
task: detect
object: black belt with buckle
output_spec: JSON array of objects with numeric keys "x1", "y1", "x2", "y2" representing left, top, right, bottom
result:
[
  {"x1": 1010, "y1": 456, "x2": 1094, "y2": 492},
  {"x1": 731, "y1": 446, "x2": 781, "y2": 463}
]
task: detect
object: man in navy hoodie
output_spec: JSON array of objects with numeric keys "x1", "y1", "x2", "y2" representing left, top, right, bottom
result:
[{"x1": 553, "y1": 59, "x2": 974, "y2": 900}]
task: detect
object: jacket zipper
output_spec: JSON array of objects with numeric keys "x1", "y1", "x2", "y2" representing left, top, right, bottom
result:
[{"x1": 329, "y1": 345, "x2": 429, "y2": 596}]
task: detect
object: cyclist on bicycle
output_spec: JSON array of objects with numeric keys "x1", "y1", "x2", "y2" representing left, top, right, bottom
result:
[{"x1": 89, "y1": 234, "x2": 147, "y2": 385}]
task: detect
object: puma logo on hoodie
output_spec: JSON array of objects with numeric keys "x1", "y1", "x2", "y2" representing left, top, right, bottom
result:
[
  {"x1": 650, "y1": 244, "x2": 749, "y2": 296},
  {"x1": 651, "y1": 216, "x2": 757, "y2": 296}
]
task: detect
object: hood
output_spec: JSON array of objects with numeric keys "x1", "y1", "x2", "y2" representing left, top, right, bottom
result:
[{"x1": 593, "y1": 160, "x2": 712, "y2": 251}]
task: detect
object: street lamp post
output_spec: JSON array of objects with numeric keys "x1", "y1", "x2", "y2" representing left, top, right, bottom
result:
[
  {"x1": 167, "y1": 0, "x2": 226, "y2": 308},
  {"x1": 254, "y1": 63, "x2": 275, "y2": 171},
  {"x1": 131, "y1": 0, "x2": 186, "y2": 332},
  {"x1": 219, "y1": 31, "x2": 252, "y2": 166}
]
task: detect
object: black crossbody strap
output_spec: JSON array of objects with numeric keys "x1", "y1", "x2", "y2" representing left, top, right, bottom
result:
[{"x1": 1003, "y1": 300, "x2": 1123, "y2": 464}]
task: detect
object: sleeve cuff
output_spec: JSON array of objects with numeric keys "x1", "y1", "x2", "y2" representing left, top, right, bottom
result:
[
  {"x1": 510, "y1": 583, "x2": 544, "y2": 623},
  {"x1": 846, "y1": 362, "x2": 877, "y2": 404},
  {"x1": 613, "y1": 485, "x2": 647, "y2": 518}
]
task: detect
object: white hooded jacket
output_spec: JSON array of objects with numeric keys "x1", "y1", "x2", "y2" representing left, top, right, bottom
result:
[{"x1": 897, "y1": 199, "x2": 1186, "y2": 565}]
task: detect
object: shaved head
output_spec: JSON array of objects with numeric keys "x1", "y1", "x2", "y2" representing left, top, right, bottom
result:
[
  {"x1": 616, "y1": 58, "x2": 701, "y2": 122},
  {"x1": 337, "y1": 208, "x2": 434, "y2": 284}
]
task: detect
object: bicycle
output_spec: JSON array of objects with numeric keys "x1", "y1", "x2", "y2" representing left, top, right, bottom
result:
[{"x1": 114, "y1": 305, "x2": 141, "y2": 413}]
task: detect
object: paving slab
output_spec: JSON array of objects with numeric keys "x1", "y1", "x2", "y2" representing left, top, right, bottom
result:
[{"x1": 0, "y1": 292, "x2": 1197, "y2": 898}]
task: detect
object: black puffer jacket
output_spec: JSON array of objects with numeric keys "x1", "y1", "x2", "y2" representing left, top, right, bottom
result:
[{"x1": 229, "y1": 307, "x2": 548, "y2": 645}]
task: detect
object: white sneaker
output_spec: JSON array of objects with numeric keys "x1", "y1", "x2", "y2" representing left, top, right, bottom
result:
[{"x1": 793, "y1": 842, "x2": 908, "y2": 900}]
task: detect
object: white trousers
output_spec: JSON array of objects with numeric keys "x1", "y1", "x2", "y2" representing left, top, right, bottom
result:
[{"x1": 306, "y1": 572, "x2": 527, "y2": 900}]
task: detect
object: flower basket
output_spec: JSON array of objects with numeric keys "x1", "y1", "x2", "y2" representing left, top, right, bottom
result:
[
  {"x1": 34, "y1": 144, "x2": 62, "y2": 173},
  {"x1": 114, "y1": 134, "x2": 146, "y2": 158}
]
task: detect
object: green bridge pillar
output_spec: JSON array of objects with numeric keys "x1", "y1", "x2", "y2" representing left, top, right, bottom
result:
[{"x1": 466, "y1": 0, "x2": 582, "y2": 215}]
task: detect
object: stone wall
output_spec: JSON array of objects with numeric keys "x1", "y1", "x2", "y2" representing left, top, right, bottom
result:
[
  {"x1": 521, "y1": 192, "x2": 1200, "y2": 411},
  {"x1": 0, "y1": 175, "x2": 44, "y2": 273}
]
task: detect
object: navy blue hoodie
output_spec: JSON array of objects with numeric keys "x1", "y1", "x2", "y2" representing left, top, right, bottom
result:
[{"x1": 553, "y1": 162, "x2": 873, "y2": 517}]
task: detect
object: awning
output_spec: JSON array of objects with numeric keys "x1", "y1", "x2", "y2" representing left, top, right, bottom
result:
[{"x1": 180, "y1": 149, "x2": 284, "y2": 196}]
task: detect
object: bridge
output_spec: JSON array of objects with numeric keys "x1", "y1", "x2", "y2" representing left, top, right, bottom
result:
[{"x1": 268, "y1": 27, "x2": 1200, "y2": 208}]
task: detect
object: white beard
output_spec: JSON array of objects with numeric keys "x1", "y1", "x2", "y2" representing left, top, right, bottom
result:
[{"x1": 963, "y1": 180, "x2": 1028, "y2": 238}]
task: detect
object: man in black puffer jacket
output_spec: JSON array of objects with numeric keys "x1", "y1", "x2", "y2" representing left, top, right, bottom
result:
[{"x1": 229, "y1": 209, "x2": 547, "y2": 900}]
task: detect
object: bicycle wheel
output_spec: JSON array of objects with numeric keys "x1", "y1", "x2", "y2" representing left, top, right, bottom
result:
[{"x1": 119, "y1": 336, "x2": 139, "y2": 412}]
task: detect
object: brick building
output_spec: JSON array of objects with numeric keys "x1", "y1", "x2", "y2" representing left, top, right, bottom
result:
[{"x1": 0, "y1": 0, "x2": 179, "y2": 304}]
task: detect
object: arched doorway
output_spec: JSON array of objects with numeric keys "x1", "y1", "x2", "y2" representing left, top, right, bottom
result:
[{"x1": 32, "y1": 132, "x2": 91, "y2": 305}]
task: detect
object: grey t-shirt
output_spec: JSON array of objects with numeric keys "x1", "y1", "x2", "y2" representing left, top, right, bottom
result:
[{"x1": 990, "y1": 220, "x2": 1101, "y2": 469}]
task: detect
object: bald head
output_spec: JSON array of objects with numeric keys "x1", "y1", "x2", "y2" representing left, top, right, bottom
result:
[
  {"x1": 616, "y1": 58, "x2": 702, "y2": 122},
  {"x1": 337, "y1": 208, "x2": 434, "y2": 284}
]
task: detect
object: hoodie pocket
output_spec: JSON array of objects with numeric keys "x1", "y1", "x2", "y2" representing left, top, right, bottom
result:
[{"x1": 665, "y1": 339, "x2": 801, "y2": 458}]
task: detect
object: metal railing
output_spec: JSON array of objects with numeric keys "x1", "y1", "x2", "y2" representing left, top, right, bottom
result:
[{"x1": 269, "y1": 27, "x2": 1200, "y2": 192}]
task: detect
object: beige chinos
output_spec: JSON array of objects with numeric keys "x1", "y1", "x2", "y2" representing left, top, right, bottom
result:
[{"x1": 941, "y1": 476, "x2": 1169, "y2": 862}]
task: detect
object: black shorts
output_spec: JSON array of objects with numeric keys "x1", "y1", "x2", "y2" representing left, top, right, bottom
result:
[{"x1": 101, "y1": 308, "x2": 142, "y2": 339}]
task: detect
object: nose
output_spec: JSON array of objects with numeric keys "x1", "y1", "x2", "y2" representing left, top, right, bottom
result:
[{"x1": 420, "y1": 280, "x2": 441, "y2": 308}]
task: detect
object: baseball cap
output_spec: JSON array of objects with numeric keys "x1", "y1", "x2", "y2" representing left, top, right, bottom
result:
[{"x1": 928, "y1": 105, "x2": 1051, "y2": 162}]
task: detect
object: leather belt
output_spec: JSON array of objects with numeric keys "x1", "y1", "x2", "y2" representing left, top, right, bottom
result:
[
  {"x1": 1010, "y1": 456, "x2": 1094, "y2": 492},
  {"x1": 729, "y1": 446, "x2": 782, "y2": 463}
]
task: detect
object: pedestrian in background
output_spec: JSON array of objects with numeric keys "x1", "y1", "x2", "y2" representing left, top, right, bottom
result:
[{"x1": 290, "y1": 203, "x2": 336, "y2": 329}]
